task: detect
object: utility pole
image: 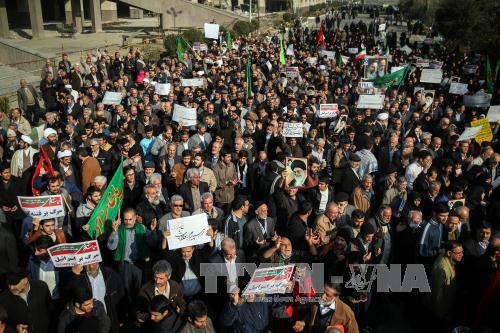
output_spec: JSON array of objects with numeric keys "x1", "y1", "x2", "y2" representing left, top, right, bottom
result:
[
  {"x1": 249, "y1": 0, "x2": 252, "y2": 23},
  {"x1": 166, "y1": 7, "x2": 182, "y2": 30}
]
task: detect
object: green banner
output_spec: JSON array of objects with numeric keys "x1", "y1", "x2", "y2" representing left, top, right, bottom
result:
[
  {"x1": 87, "y1": 158, "x2": 124, "y2": 239},
  {"x1": 371, "y1": 66, "x2": 408, "y2": 88}
]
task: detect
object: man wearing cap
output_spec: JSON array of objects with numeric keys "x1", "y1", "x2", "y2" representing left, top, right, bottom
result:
[
  {"x1": 340, "y1": 154, "x2": 362, "y2": 196},
  {"x1": 10, "y1": 135, "x2": 38, "y2": 178},
  {"x1": 0, "y1": 268, "x2": 52, "y2": 333}
]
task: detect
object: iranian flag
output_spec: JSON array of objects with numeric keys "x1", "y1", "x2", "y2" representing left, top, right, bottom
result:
[{"x1": 355, "y1": 49, "x2": 367, "y2": 61}]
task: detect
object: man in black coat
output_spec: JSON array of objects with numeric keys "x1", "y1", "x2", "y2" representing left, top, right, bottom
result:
[
  {"x1": 178, "y1": 168, "x2": 210, "y2": 213},
  {"x1": 65, "y1": 263, "x2": 124, "y2": 333},
  {"x1": 341, "y1": 154, "x2": 362, "y2": 196},
  {"x1": 0, "y1": 164, "x2": 26, "y2": 230},
  {"x1": 0, "y1": 224, "x2": 18, "y2": 277},
  {"x1": 0, "y1": 268, "x2": 52, "y2": 333}
]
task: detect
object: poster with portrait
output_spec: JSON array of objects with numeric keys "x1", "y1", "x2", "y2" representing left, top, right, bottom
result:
[
  {"x1": 422, "y1": 90, "x2": 435, "y2": 108},
  {"x1": 285, "y1": 157, "x2": 308, "y2": 188},
  {"x1": 364, "y1": 57, "x2": 387, "y2": 80}
]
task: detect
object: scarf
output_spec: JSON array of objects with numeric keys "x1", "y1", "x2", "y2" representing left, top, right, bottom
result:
[{"x1": 113, "y1": 223, "x2": 149, "y2": 262}]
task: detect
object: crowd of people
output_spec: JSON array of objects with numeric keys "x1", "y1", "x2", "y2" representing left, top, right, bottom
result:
[{"x1": 0, "y1": 4, "x2": 498, "y2": 333}]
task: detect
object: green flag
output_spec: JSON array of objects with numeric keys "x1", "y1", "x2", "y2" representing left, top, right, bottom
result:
[
  {"x1": 246, "y1": 58, "x2": 252, "y2": 98},
  {"x1": 227, "y1": 31, "x2": 231, "y2": 51},
  {"x1": 87, "y1": 158, "x2": 124, "y2": 239},
  {"x1": 337, "y1": 53, "x2": 344, "y2": 67},
  {"x1": 384, "y1": 46, "x2": 389, "y2": 57},
  {"x1": 176, "y1": 35, "x2": 189, "y2": 62},
  {"x1": 371, "y1": 66, "x2": 408, "y2": 88},
  {"x1": 486, "y1": 56, "x2": 494, "y2": 93},
  {"x1": 279, "y1": 34, "x2": 286, "y2": 65}
]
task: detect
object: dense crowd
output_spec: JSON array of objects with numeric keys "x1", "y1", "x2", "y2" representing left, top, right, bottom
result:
[{"x1": 0, "y1": 4, "x2": 498, "y2": 333}]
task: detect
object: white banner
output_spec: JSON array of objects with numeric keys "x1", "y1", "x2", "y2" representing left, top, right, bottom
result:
[
  {"x1": 204, "y1": 23, "x2": 219, "y2": 39},
  {"x1": 348, "y1": 48, "x2": 358, "y2": 54},
  {"x1": 282, "y1": 122, "x2": 303, "y2": 137},
  {"x1": 173, "y1": 104, "x2": 197, "y2": 127},
  {"x1": 181, "y1": 78, "x2": 203, "y2": 87},
  {"x1": 420, "y1": 69, "x2": 443, "y2": 83},
  {"x1": 155, "y1": 83, "x2": 171, "y2": 96},
  {"x1": 457, "y1": 126, "x2": 482, "y2": 142},
  {"x1": 48, "y1": 241, "x2": 102, "y2": 268},
  {"x1": 320, "y1": 49, "x2": 336, "y2": 60},
  {"x1": 486, "y1": 105, "x2": 500, "y2": 122},
  {"x1": 378, "y1": 23, "x2": 386, "y2": 31},
  {"x1": 449, "y1": 82, "x2": 468, "y2": 95},
  {"x1": 318, "y1": 104, "x2": 339, "y2": 118},
  {"x1": 357, "y1": 94, "x2": 385, "y2": 109},
  {"x1": 18, "y1": 195, "x2": 65, "y2": 219},
  {"x1": 166, "y1": 214, "x2": 211, "y2": 250},
  {"x1": 101, "y1": 91, "x2": 122, "y2": 105},
  {"x1": 463, "y1": 93, "x2": 492, "y2": 108},
  {"x1": 462, "y1": 64, "x2": 478, "y2": 75}
]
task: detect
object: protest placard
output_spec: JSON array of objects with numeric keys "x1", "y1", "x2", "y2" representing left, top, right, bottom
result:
[
  {"x1": 243, "y1": 265, "x2": 295, "y2": 295},
  {"x1": 155, "y1": 83, "x2": 171, "y2": 96},
  {"x1": 422, "y1": 90, "x2": 435, "y2": 107},
  {"x1": 282, "y1": 122, "x2": 303, "y2": 138},
  {"x1": 285, "y1": 67, "x2": 300, "y2": 78},
  {"x1": 416, "y1": 58, "x2": 430, "y2": 68},
  {"x1": 48, "y1": 240, "x2": 102, "y2": 268},
  {"x1": 357, "y1": 94, "x2": 385, "y2": 109},
  {"x1": 172, "y1": 104, "x2": 197, "y2": 127},
  {"x1": 181, "y1": 78, "x2": 204, "y2": 87},
  {"x1": 364, "y1": 57, "x2": 387, "y2": 80},
  {"x1": 306, "y1": 57, "x2": 317, "y2": 65},
  {"x1": 18, "y1": 195, "x2": 65, "y2": 219},
  {"x1": 101, "y1": 91, "x2": 122, "y2": 105},
  {"x1": 420, "y1": 69, "x2": 442, "y2": 83},
  {"x1": 462, "y1": 64, "x2": 478, "y2": 75},
  {"x1": 448, "y1": 199, "x2": 465, "y2": 211},
  {"x1": 429, "y1": 60, "x2": 443, "y2": 69},
  {"x1": 378, "y1": 23, "x2": 386, "y2": 31},
  {"x1": 471, "y1": 118, "x2": 493, "y2": 143},
  {"x1": 286, "y1": 44, "x2": 294, "y2": 56},
  {"x1": 348, "y1": 47, "x2": 358, "y2": 54},
  {"x1": 320, "y1": 49, "x2": 336, "y2": 60},
  {"x1": 166, "y1": 214, "x2": 211, "y2": 250},
  {"x1": 318, "y1": 104, "x2": 339, "y2": 118},
  {"x1": 463, "y1": 93, "x2": 492, "y2": 108},
  {"x1": 414, "y1": 87, "x2": 425, "y2": 95},
  {"x1": 192, "y1": 42, "x2": 208, "y2": 52},
  {"x1": 204, "y1": 23, "x2": 219, "y2": 39},
  {"x1": 457, "y1": 126, "x2": 482, "y2": 142},
  {"x1": 401, "y1": 45, "x2": 412, "y2": 55},
  {"x1": 357, "y1": 81, "x2": 375, "y2": 95},
  {"x1": 449, "y1": 82, "x2": 468, "y2": 95},
  {"x1": 286, "y1": 157, "x2": 308, "y2": 187},
  {"x1": 486, "y1": 105, "x2": 500, "y2": 122}
]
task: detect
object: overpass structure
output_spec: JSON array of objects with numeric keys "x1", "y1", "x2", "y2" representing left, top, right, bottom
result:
[{"x1": 0, "y1": 0, "x2": 246, "y2": 39}]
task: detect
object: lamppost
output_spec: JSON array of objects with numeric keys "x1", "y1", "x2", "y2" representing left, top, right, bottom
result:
[{"x1": 166, "y1": 7, "x2": 182, "y2": 31}]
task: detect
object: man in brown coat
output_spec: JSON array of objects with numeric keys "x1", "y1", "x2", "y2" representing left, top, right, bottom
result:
[
  {"x1": 77, "y1": 147, "x2": 101, "y2": 193},
  {"x1": 305, "y1": 282, "x2": 359, "y2": 333},
  {"x1": 212, "y1": 150, "x2": 238, "y2": 213}
]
